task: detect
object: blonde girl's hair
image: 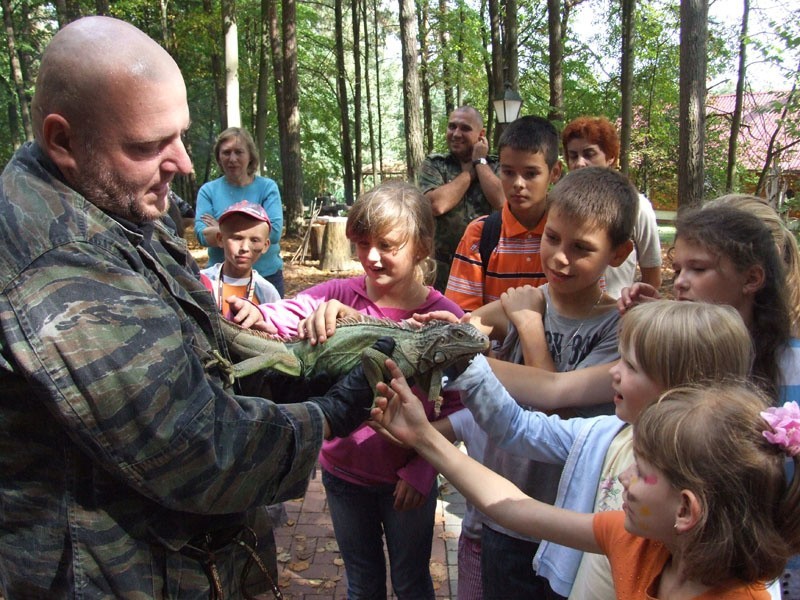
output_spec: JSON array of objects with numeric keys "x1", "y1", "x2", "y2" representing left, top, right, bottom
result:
[
  {"x1": 214, "y1": 127, "x2": 260, "y2": 177},
  {"x1": 345, "y1": 180, "x2": 436, "y2": 285},
  {"x1": 619, "y1": 300, "x2": 753, "y2": 390},
  {"x1": 634, "y1": 383, "x2": 800, "y2": 586},
  {"x1": 706, "y1": 194, "x2": 800, "y2": 336}
]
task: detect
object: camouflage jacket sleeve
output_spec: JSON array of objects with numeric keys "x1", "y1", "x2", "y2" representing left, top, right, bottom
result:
[
  {"x1": 417, "y1": 154, "x2": 449, "y2": 193},
  {"x1": 1, "y1": 238, "x2": 323, "y2": 514},
  {"x1": 0, "y1": 148, "x2": 324, "y2": 516}
]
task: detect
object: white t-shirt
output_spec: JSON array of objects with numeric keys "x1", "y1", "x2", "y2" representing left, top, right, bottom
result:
[{"x1": 603, "y1": 193, "x2": 662, "y2": 298}]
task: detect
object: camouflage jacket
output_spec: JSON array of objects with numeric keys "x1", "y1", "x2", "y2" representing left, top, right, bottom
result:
[
  {"x1": 417, "y1": 152, "x2": 499, "y2": 291},
  {"x1": 0, "y1": 143, "x2": 324, "y2": 597}
]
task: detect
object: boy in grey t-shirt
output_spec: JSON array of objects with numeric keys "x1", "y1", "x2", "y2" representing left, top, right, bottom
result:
[{"x1": 462, "y1": 166, "x2": 639, "y2": 599}]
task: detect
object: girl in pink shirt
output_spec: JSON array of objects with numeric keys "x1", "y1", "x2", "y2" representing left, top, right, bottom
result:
[{"x1": 258, "y1": 181, "x2": 463, "y2": 599}]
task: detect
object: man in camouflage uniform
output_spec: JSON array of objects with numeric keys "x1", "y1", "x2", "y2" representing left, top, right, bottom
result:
[
  {"x1": 0, "y1": 16, "x2": 390, "y2": 597},
  {"x1": 418, "y1": 106, "x2": 505, "y2": 292}
]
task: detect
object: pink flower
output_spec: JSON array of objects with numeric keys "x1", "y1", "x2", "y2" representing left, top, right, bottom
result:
[{"x1": 761, "y1": 401, "x2": 800, "y2": 457}]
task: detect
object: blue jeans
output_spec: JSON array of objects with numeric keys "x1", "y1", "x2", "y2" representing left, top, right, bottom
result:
[
  {"x1": 264, "y1": 269, "x2": 284, "y2": 298},
  {"x1": 481, "y1": 526, "x2": 565, "y2": 600},
  {"x1": 322, "y1": 469, "x2": 437, "y2": 600}
]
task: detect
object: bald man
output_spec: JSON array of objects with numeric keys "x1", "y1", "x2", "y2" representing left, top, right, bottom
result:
[
  {"x1": 418, "y1": 106, "x2": 505, "y2": 291},
  {"x1": 0, "y1": 16, "x2": 389, "y2": 596}
]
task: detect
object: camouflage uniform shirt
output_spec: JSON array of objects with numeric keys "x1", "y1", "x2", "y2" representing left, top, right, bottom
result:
[
  {"x1": 417, "y1": 152, "x2": 500, "y2": 291},
  {"x1": 0, "y1": 143, "x2": 324, "y2": 597}
]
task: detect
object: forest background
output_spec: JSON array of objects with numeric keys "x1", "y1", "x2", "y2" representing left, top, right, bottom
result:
[{"x1": 2, "y1": 0, "x2": 799, "y2": 233}]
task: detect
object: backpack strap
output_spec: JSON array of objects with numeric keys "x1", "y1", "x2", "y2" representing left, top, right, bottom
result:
[{"x1": 478, "y1": 210, "x2": 503, "y2": 275}]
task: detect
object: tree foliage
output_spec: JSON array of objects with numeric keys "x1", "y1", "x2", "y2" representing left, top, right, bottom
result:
[{"x1": 0, "y1": 0, "x2": 798, "y2": 213}]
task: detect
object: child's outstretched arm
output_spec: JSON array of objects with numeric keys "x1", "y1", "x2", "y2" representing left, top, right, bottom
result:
[
  {"x1": 372, "y1": 359, "x2": 601, "y2": 554},
  {"x1": 467, "y1": 298, "x2": 513, "y2": 342},
  {"x1": 486, "y1": 357, "x2": 614, "y2": 410}
]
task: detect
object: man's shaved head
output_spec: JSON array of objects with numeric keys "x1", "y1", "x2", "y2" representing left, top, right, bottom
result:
[
  {"x1": 32, "y1": 16, "x2": 181, "y2": 142},
  {"x1": 31, "y1": 16, "x2": 192, "y2": 223},
  {"x1": 453, "y1": 106, "x2": 483, "y2": 129}
]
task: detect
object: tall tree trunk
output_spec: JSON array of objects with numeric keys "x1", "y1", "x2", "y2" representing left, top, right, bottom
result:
[
  {"x1": 503, "y1": 0, "x2": 518, "y2": 92},
  {"x1": 457, "y1": 4, "x2": 466, "y2": 106},
  {"x1": 222, "y1": 0, "x2": 241, "y2": 127},
  {"x1": 372, "y1": 0, "x2": 384, "y2": 181},
  {"x1": 266, "y1": 0, "x2": 288, "y2": 180},
  {"x1": 362, "y1": 0, "x2": 378, "y2": 188},
  {"x1": 678, "y1": 0, "x2": 708, "y2": 210},
  {"x1": 619, "y1": 0, "x2": 635, "y2": 174},
  {"x1": 1, "y1": 0, "x2": 32, "y2": 143},
  {"x1": 204, "y1": 0, "x2": 226, "y2": 129},
  {"x1": 53, "y1": 0, "x2": 68, "y2": 26},
  {"x1": 158, "y1": 0, "x2": 170, "y2": 51},
  {"x1": 54, "y1": 0, "x2": 81, "y2": 25},
  {"x1": 755, "y1": 78, "x2": 799, "y2": 198},
  {"x1": 639, "y1": 37, "x2": 665, "y2": 197},
  {"x1": 547, "y1": 0, "x2": 564, "y2": 123},
  {"x1": 352, "y1": 0, "x2": 363, "y2": 197},
  {"x1": 282, "y1": 0, "x2": 304, "y2": 230},
  {"x1": 335, "y1": 0, "x2": 355, "y2": 204},
  {"x1": 158, "y1": 0, "x2": 196, "y2": 198},
  {"x1": 419, "y1": 1, "x2": 434, "y2": 153},
  {"x1": 255, "y1": 0, "x2": 272, "y2": 175},
  {"x1": 17, "y1": 2, "x2": 37, "y2": 90},
  {"x1": 488, "y1": 0, "x2": 503, "y2": 145},
  {"x1": 726, "y1": 0, "x2": 749, "y2": 192},
  {"x1": 398, "y1": 0, "x2": 424, "y2": 178},
  {"x1": 439, "y1": 0, "x2": 454, "y2": 115}
]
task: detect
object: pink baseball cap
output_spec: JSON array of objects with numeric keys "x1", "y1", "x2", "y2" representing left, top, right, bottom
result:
[{"x1": 218, "y1": 200, "x2": 272, "y2": 230}]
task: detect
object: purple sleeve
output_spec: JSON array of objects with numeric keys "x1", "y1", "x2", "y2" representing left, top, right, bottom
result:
[
  {"x1": 397, "y1": 454, "x2": 438, "y2": 495},
  {"x1": 257, "y1": 280, "x2": 341, "y2": 337}
]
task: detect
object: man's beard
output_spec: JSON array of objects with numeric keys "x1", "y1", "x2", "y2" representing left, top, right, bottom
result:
[{"x1": 73, "y1": 147, "x2": 164, "y2": 224}]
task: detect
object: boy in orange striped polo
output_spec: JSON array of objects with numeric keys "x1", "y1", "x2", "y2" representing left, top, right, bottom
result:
[{"x1": 445, "y1": 116, "x2": 562, "y2": 311}]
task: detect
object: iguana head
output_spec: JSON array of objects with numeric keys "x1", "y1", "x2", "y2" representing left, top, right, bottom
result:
[{"x1": 406, "y1": 321, "x2": 490, "y2": 373}]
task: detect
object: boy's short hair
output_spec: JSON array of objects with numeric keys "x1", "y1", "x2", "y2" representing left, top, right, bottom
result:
[
  {"x1": 546, "y1": 166, "x2": 637, "y2": 247},
  {"x1": 497, "y1": 116, "x2": 560, "y2": 169},
  {"x1": 561, "y1": 116, "x2": 620, "y2": 166},
  {"x1": 218, "y1": 200, "x2": 272, "y2": 232}
]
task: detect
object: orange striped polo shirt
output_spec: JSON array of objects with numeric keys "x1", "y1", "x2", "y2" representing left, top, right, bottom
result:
[{"x1": 445, "y1": 202, "x2": 547, "y2": 311}]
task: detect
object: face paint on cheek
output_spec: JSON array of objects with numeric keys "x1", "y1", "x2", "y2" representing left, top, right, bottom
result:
[
  {"x1": 640, "y1": 506, "x2": 652, "y2": 517},
  {"x1": 642, "y1": 474, "x2": 658, "y2": 485}
]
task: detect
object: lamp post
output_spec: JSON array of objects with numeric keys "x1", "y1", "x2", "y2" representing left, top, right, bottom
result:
[{"x1": 493, "y1": 82, "x2": 523, "y2": 141}]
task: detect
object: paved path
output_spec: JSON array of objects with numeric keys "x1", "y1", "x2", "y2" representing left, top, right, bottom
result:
[{"x1": 270, "y1": 468, "x2": 466, "y2": 599}]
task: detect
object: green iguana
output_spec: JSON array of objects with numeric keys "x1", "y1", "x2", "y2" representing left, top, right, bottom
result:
[{"x1": 216, "y1": 316, "x2": 490, "y2": 415}]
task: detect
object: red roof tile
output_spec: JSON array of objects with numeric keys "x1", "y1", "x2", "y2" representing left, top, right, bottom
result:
[{"x1": 707, "y1": 91, "x2": 800, "y2": 172}]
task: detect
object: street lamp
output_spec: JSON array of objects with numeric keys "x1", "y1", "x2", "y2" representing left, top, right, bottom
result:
[{"x1": 493, "y1": 82, "x2": 523, "y2": 124}]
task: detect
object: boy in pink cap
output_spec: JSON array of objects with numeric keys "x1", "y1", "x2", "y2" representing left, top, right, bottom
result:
[{"x1": 200, "y1": 200, "x2": 280, "y2": 319}]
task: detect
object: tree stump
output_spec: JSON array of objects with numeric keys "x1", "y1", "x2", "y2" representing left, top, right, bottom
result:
[
  {"x1": 309, "y1": 221, "x2": 327, "y2": 261},
  {"x1": 319, "y1": 217, "x2": 352, "y2": 271}
]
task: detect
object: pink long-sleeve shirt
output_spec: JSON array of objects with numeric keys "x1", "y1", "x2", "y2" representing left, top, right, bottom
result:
[{"x1": 258, "y1": 276, "x2": 464, "y2": 493}]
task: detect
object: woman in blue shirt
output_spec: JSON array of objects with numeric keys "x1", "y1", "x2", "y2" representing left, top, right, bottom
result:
[{"x1": 195, "y1": 127, "x2": 285, "y2": 296}]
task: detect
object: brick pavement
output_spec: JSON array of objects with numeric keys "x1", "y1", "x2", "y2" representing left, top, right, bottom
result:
[{"x1": 270, "y1": 468, "x2": 466, "y2": 599}]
